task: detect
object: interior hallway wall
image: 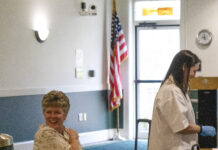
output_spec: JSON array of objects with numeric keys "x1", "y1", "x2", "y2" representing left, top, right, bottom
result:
[
  {"x1": 0, "y1": 0, "x2": 108, "y2": 96},
  {"x1": 0, "y1": 0, "x2": 126, "y2": 144},
  {"x1": 181, "y1": 0, "x2": 218, "y2": 76}
]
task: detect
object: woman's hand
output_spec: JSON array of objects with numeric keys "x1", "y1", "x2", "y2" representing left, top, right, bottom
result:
[
  {"x1": 66, "y1": 128, "x2": 79, "y2": 141},
  {"x1": 66, "y1": 128, "x2": 82, "y2": 150}
]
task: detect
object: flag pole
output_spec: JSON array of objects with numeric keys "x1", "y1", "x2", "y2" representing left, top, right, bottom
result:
[
  {"x1": 113, "y1": 0, "x2": 119, "y2": 136},
  {"x1": 117, "y1": 107, "x2": 120, "y2": 134},
  {"x1": 112, "y1": 101, "x2": 125, "y2": 140},
  {"x1": 110, "y1": 0, "x2": 127, "y2": 141}
]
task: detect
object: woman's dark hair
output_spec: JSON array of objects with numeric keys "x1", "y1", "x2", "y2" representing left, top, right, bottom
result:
[{"x1": 162, "y1": 50, "x2": 201, "y2": 94}]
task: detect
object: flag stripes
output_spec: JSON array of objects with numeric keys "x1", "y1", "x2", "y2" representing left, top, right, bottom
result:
[{"x1": 109, "y1": 0, "x2": 128, "y2": 111}]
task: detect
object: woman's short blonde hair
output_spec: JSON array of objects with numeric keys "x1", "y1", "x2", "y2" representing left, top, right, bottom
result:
[{"x1": 42, "y1": 90, "x2": 70, "y2": 115}]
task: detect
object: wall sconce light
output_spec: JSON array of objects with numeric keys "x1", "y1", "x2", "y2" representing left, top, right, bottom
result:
[
  {"x1": 33, "y1": 12, "x2": 49, "y2": 43},
  {"x1": 34, "y1": 28, "x2": 49, "y2": 43}
]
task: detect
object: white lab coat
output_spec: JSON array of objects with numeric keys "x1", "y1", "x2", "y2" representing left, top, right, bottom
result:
[{"x1": 149, "y1": 76, "x2": 198, "y2": 150}]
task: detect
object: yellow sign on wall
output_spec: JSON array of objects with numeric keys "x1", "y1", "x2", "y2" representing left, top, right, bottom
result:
[
  {"x1": 143, "y1": 8, "x2": 157, "y2": 16},
  {"x1": 158, "y1": 7, "x2": 173, "y2": 15},
  {"x1": 142, "y1": 7, "x2": 173, "y2": 16}
]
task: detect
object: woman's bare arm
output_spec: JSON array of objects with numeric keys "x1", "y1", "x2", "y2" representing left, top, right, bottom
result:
[
  {"x1": 66, "y1": 128, "x2": 83, "y2": 150},
  {"x1": 178, "y1": 124, "x2": 201, "y2": 134}
]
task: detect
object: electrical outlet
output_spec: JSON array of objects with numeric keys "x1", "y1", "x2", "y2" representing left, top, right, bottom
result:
[
  {"x1": 79, "y1": 113, "x2": 83, "y2": 121},
  {"x1": 83, "y1": 113, "x2": 87, "y2": 121}
]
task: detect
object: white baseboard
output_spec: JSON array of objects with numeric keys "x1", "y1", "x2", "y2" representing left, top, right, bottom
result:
[
  {"x1": 14, "y1": 129, "x2": 116, "y2": 150},
  {"x1": 14, "y1": 141, "x2": 34, "y2": 150},
  {"x1": 79, "y1": 129, "x2": 115, "y2": 145}
]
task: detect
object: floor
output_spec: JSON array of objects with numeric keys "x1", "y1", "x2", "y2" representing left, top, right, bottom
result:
[{"x1": 83, "y1": 139, "x2": 148, "y2": 150}]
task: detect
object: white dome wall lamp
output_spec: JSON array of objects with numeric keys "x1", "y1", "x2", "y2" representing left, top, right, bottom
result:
[{"x1": 33, "y1": 12, "x2": 49, "y2": 43}]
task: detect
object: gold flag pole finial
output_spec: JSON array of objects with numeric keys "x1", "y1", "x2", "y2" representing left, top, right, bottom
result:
[{"x1": 113, "y1": 0, "x2": 116, "y2": 13}]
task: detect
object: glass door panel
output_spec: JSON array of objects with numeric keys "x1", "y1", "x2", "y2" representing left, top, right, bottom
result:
[
  {"x1": 138, "y1": 83, "x2": 161, "y2": 119},
  {"x1": 135, "y1": 25, "x2": 180, "y2": 139},
  {"x1": 137, "y1": 26, "x2": 180, "y2": 80}
]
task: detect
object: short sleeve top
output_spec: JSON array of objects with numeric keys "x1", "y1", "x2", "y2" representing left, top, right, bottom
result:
[{"x1": 33, "y1": 125, "x2": 71, "y2": 150}]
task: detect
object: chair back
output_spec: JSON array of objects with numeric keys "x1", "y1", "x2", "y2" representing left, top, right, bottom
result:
[{"x1": 191, "y1": 144, "x2": 200, "y2": 150}]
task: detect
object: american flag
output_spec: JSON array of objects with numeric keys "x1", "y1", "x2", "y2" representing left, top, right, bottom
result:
[{"x1": 109, "y1": 0, "x2": 128, "y2": 112}]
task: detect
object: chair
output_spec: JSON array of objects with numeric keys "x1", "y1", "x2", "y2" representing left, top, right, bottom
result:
[{"x1": 134, "y1": 119, "x2": 151, "y2": 150}]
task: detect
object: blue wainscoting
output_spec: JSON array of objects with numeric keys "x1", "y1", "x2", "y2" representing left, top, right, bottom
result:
[{"x1": 0, "y1": 90, "x2": 123, "y2": 142}]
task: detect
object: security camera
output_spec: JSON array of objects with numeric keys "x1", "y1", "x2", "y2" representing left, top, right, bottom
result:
[
  {"x1": 90, "y1": 5, "x2": 96, "y2": 10},
  {"x1": 89, "y1": 4, "x2": 97, "y2": 15},
  {"x1": 81, "y1": 2, "x2": 87, "y2": 11}
]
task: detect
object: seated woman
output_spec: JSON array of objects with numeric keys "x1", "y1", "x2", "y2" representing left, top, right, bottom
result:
[{"x1": 33, "y1": 90, "x2": 82, "y2": 150}]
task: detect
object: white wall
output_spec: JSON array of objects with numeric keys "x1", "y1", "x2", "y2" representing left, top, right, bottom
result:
[
  {"x1": 116, "y1": 0, "x2": 134, "y2": 139},
  {"x1": 181, "y1": 0, "x2": 218, "y2": 76},
  {"x1": 0, "y1": 0, "x2": 108, "y2": 97}
]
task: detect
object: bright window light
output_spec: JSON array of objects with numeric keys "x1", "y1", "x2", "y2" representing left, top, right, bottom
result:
[{"x1": 134, "y1": 0, "x2": 180, "y2": 21}]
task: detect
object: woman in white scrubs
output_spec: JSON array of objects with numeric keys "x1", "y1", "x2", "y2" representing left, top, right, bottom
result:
[{"x1": 149, "y1": 50, "x2": 216, "y2": 150}]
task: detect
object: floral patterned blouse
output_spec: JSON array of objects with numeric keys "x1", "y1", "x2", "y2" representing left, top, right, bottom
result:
[{"x1": 33, "y1": 125, "x2": 82, "y2": 150}]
